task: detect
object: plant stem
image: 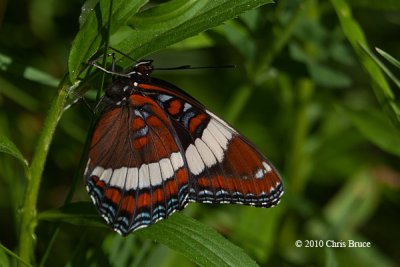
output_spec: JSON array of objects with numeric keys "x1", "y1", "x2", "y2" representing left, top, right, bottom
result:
[
  {"x1": 38, "y1": 3, "x2": 114, "y2": 265},
  {"x1": 18, "y1": 77, "x2": 70, "y2": 265}
]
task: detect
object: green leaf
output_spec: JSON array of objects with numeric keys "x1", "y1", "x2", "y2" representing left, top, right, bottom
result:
[
  {"x1": 0, "y1": 135, "x2": 29, "y2": 167},
  {"x1": 68, "y1": 0, "x2": 148, "y2": 82},
  {"x1": 112, "y1": 0, "x2": 274, "y2": 67},
  {"x1": 308, "y1": 63, "x2": 352, "y2": 88},
  {"x1": 39, "y1": 202, "x2": 259, "y2": 267},
  {"x1": 0, "y1": 76, "x2": 40, "y2": 111},
  {"x1": 0, "y1": 53, "x2": 59, "y2": 87},
  {"x1": 138, "y1": 214, "x2": 259, "y2": 267},
  {"x1": 344, "y1": 107, "x2": 400, "y2": 156},
  {"x1": 38, "y1": 202, "x2": 106, "y2": 228},
  {"x1": 219, "y1": 20, "x2": 257, "y2": 60},
  {"x1": 169, "y1": 32, "x2": 215, "y2": 50}
]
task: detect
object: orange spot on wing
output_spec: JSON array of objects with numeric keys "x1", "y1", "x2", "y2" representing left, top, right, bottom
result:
[
  {"x1": 92, "y1": 176, "x2": 106, "y2": 190},
  {"x1": 121, "y1": 196, "x2": 135, "y2": 213},
  {"x1": 147, "y1": 116, "x2": 162, "y2": 127},
  {"x1": 152, "y1": 188, "x2": 164, "y2": 203},
  {"x1": 189, "y1": 113, "x2": 207, "y2": 133},
  {"x1": 168, "y1": 99, "x2": 182, "y2": 115},
  {"x1": 176, "y1": 168, "x2": 188, "y2": 185},
  {"x1": 133, "y1": 136, "x2": 147, "y2": 149},
  {"x1": 231, "y1": 177, "x2": 244, "y2": 194},
  {"x1": 132, "y1": 117, "x2": 146, "y2": 130},
  {"x1": 198, "y1": 176, "x2": 223, "y2": 191},
  {"x1": 215, "y1": 175, "x2": 232, "y2": 192},
  {"x1": 137, "y1": 193, "x2": 151, "y2": 209},
  {"x1": 198, "y1": 177, "x2": 210, "y2": 187},
  {"x1": 165, "y1": 179, "x2": 178, "y2": 195},
  {"x1": 95, "y1": 180, "x2": 106, "y2": 190},
  {"x1": 105, "y1": 188, "x2": 121, "y2": 204}
]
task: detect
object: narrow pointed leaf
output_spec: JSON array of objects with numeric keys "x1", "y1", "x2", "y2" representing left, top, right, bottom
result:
[
  {"x1": 360, "y1": 45, "x2": 400, "y2": 90},
  {"x1": 376, "y1": 47, "x2": 400, "y2": 69},
  {"x1": 0, "y1": 135, "x2": 29, "y2": 167},
  {"x1": 138, "y1": 213, "x2": 259, "y2": 267}
]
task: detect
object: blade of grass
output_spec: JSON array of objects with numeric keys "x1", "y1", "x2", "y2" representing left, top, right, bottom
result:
[
  {"x1": 330, "y1": 0, "x2": 400, "y2": 128},
  {"x1": 376, "y1": 47, "x2": 400, "y2": 69},
  {"x1": 360, "y1": 45, "x2": 400, "y2": 90},
  {"x1": 0, "y1": 242, "x2": 33, "y2": 267}
]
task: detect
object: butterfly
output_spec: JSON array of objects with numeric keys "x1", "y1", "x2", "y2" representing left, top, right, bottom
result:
[{"x1": 84, "y1": 59, "x2": 283, "y2": 235}]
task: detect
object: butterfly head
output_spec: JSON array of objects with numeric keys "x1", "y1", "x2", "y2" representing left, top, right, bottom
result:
[
  {"x1": 102, "y1": 60, "x2": 153, "y2": 105},
  {"x1": 126, "y1": 60, "x2": 154, "y2": 77}
]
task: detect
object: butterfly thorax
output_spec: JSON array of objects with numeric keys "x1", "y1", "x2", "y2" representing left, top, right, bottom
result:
[{"x1": 104, "y1": 60, "x2": 154, "y2": 107}]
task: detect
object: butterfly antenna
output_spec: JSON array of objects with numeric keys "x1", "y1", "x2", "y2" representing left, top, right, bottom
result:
[
  {"x1": 154, "y1": 64, "x2": 236, "y2": 71},
  {"x1": 109, "y1": 47, "x2": 139, "y2": 63},
  {"x1": 88, "y1": 58, "x2": 130, "y2": 78}
]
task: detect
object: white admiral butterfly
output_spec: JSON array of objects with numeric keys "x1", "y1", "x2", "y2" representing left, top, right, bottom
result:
[{"x1": 85, "y1": 59, "x2": 283, "y2": 235}]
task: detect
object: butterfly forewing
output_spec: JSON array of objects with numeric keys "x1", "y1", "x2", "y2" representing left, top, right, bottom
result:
[
  {"x1": 85, "y1": 93, "x2": 190, "y2": 235},
  {"x1": 85, "y1": 61, "x2": 283, "y2": 235}
]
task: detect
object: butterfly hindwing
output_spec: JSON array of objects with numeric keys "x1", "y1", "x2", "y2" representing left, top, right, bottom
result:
[{"x1": 142, "y1": 78, "x2": 283, "y2": 207}]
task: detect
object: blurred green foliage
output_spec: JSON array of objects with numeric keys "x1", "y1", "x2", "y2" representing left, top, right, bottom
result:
[{"x1": 1, "y1": 0, "x2": 400, "y2": 266}]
